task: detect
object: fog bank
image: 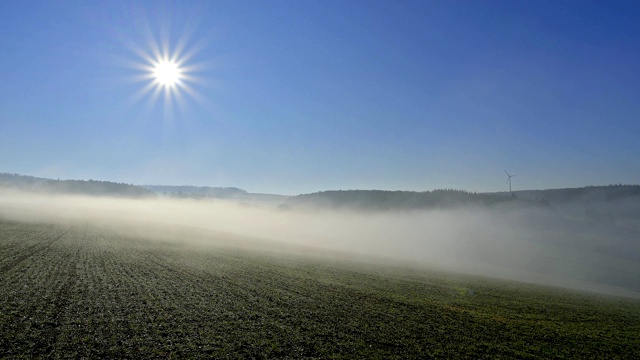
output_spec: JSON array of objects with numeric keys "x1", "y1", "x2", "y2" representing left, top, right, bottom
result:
[{"x1": 1, "y1": 190, "x2": 637, "y2": 297}]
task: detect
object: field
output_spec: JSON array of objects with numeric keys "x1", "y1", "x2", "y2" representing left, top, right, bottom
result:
[{"x1": 0, "y1": 217, "x2": 639, "y2": 359}]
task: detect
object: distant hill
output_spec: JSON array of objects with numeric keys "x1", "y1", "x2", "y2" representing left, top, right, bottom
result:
[
  {"x1": 285, "y1": 186, "x2": 640, "y2": 228},
  {"x1": 3, "y1": 172, "x2": 640, "y2": 222},
  {"x1": 41, "y1": 180, "x2": 155, "y2": 198},
  {"x1": 287, "y1": 189, "x2": 552, "y2": 212},
  {"x1": 0, "y1": 173, "x2": 50, "y2": 189},
  {"x1": 511, "y1": 185, "x2": 640, "y2": 223},
  {"x1": 512, "y1": 185, "x2": 640, "y2": 204},
  {"x1": 142, "y1": 185, "x2": 247, "y2": 199},
  {"x1": 0, "y1": 173, "x2": 252, "y2": 202},
  {"x1": 140, "y1": 185, "x2": 293, "y2": 207},
  {"x1": 0, "y1": 173, "x2": 154, "y2": 199}
]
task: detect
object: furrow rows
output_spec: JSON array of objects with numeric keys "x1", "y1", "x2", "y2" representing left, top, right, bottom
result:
[
  {"x1": 0, "y1": 224, "x2": 71, "y2": 274},
  {"x1": 0, "y1": 224, "x2": 80, "y2": 358}
]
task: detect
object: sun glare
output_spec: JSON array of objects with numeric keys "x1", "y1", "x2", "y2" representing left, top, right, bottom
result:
[
  {"x1": 153, "y1": 60, "x2": 182, "y2": 87},
  {"x1": 126, "y1": 21, "x2": 208, "y2": 118}
]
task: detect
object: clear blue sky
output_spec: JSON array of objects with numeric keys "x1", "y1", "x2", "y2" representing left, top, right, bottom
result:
[{"x1": 1, "y1": 0, "x2": 639, "y2": 195}]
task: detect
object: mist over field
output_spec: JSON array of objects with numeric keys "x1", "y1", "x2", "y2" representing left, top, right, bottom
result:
[
  {"x1": 1, "y1": 188, "x2": 637, "y2": 297},
  {"x1": 3, "y1": 1, "x2": 640, "y2": 357}
]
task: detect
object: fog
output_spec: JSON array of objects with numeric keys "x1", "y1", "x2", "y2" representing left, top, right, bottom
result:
[{"x1": 1, "y1": 189, "x2": 638, "y2": 298}]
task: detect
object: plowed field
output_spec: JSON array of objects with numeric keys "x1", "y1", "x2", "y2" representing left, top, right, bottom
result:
[{"x1": 1, "y1": 218, "x2": 638, "y2": 359}]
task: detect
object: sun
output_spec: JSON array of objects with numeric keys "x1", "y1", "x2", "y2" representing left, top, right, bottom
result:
[
  {"x1": 128, "y1": 47, "x2": 201, "y2": 116},
  {"x1": 153, "y1": 59, "x2": 182, "y2": 87},
  {"x1": 124, "y1": 19, "x2": 209, "y2": 118}
]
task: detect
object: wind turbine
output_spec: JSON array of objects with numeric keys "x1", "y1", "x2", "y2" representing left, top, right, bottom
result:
[{"x1": 505, "y1": 170, "x2": 516, "y2": 194}]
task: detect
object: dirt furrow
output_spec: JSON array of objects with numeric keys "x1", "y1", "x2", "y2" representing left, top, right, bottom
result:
[{"x1": 0, "y1": 225, "x2": 70, "y2": 274}]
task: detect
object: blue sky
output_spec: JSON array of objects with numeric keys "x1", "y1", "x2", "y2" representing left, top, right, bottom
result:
[{"x1": 1, "y1": 0, "x2": 639, "y2": 195}]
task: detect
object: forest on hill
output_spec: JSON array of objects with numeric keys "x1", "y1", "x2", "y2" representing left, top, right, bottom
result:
[
  {"x1": 514, "y1": 185, "x2": 640, "y2": 203},
  {"x1": 141, "y1": 185, "x2": 247, "y2": 199},
  {"x1": 288, "y1": 189, "x2": 551, "y2": 211},
  {"x1": 0, "y1": 173, "x2": 154, "y2": 199},
  {"x1": 41, "y1": 180, "x2": 155, "y2": 198}
]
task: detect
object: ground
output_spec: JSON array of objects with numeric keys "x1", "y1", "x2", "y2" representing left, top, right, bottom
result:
[{"x1": 0, "y1": 218, "x2": 639, "y2": 359}]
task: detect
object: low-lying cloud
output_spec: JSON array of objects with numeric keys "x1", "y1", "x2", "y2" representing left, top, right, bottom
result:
[{"x1": 0, "y1": 189, "x2": 637, "y2": 298}]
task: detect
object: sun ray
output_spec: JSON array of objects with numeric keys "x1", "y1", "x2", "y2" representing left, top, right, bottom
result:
[
  {"x1": 117, "y1": 11, "x2": 217, "y2": 126},
  {"x1": 129, "y1": 41, "x2": 192, "y2": 115}
]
